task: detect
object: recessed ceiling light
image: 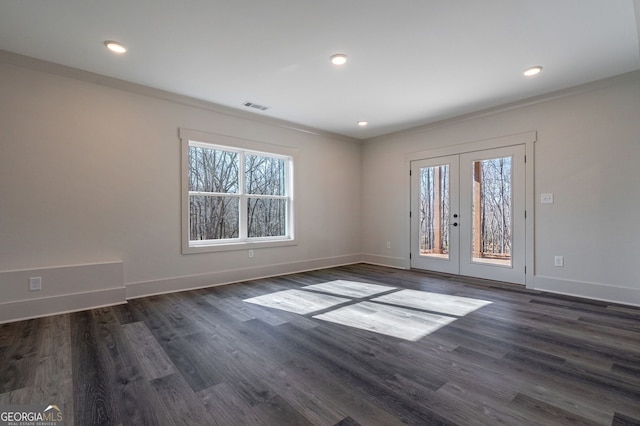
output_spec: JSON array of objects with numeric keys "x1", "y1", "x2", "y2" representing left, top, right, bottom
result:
[
  {"x1": 330, "y1": 54, "x2": 348, "y2": 65},
  {"x1": 104, "y1": 41, "x2": 127, "y2": 54},
  {"x1": 523, "y1": 66, "x2": 543, "y2": 77},
  {"x1": 357, "y1": 121, "x2": 368, "y2": 126}
]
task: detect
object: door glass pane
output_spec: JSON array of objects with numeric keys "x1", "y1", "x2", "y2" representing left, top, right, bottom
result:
[
  {"x1": 419, "y1": 165, "x2": 450, "y2": 259},
  {"x1": 471, "y1": 156, "x2": 512, "y2": 266}
]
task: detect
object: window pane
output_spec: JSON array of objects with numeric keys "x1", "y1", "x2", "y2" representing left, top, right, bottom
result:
[
  {"x1": 419, "y1": 165, "x2": 450, "y2": 259},
  {"x1": 189, "y1": 146, "x2": 239, "y2": 193},
  {"x1": 190, "y1": 195, "x2": 239, "y2": 240},
  {"x1": 471, "y1": 156, "x2": 512, "y2": 266},
  {"x1": 245, "y1": 154, "x2": 286, "y2": 195},
  {"x1": 248, "y1": 198, "x2": 286, "y2": 237}
]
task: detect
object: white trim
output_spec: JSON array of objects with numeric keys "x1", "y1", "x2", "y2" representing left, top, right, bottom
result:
[
  {"x1": 405, "y1": 131, "x2": 536, "y2": 162},
  {"x1": 0, "y1": 256, "x2": 363, "y2": 323},
  {"x1": 369, "y1": 71, "x2": 640, "y2": 143},
  {"x1": 360, "y1": 254, "x2": 409, "y2": 269},
  {"x1": 2, "y1": 260, "x2": 639, "y2": 324},
  {"x1": 125, "y1": 254, "x2": 363, "y2": 299},
  {"x1": 4, "y1": 49, "x2": 638, "y2": 144},
  {"x1": 180, "y1": 128, "x2": 298, "y2": 254},
  {"x1": 0, "y1": 287, "x2": 126, "y2": 324},
  {"x1": 179, "y1": 128, "x2": 298, "y2": 158},
  {"x1": 534, "y1": 275, "x2": 640, "y2": 307},
  {"x1": 0, "y1": 261, "x2": 125, "y2": 323},
  {"x1": 0, "y1": 50, "x2": 359, "y2": 144},
  {"x1": 404, "y1": 131, "x2": 536, "y2": 286},
  {"x1": 0, "y1": 259, "x2": 123, "y2": 274},
  {"x1": 458, "y1": 145, "x2": 526, "y2": 284},
  {"x1": 186, "y1": 238, "x2": 297, "y2": 253}
]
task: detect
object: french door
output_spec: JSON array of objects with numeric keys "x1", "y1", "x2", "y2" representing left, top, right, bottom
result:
[{"x1": 410, "y1": 145, "x2": 526, "y2": 284}]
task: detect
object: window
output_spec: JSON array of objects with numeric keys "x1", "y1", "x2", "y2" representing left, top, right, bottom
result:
[{"x1": 181, "y1": 129, "x2": 295, "y2": 253}]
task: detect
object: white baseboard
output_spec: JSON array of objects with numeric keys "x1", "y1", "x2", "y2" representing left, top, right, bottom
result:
[
  {"x1": 125, "y1": 254, "x2": 363, "y2": 299},
  {"x1": 360, "y1": 253, "x2": 409, "y2": 270},
  {"x1": 0, "y1": 287, "x2": 126, "y2": 324},
  {"x1": 4, "y1": 259, "x2": 637, "y2": 324},
  {"x1": 0, "y1": 256, "x2": 363, "y2": 322},
  {"x1": 533, "y1": 275, "x2": 640, "y2": 307},
  {"x1": 0, "y1": 261, "x2": 125, "y2": 323}
]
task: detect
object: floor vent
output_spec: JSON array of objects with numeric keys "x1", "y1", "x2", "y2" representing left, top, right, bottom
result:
[{"x1": 243, "y1": 101, "x2": 269, "y2": 111}]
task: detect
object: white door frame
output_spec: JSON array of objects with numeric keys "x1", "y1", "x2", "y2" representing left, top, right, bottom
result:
[
  {"x1": 410, "y1": 155, "x2": 461, "y2": 275},
  {"x1": 404, "y1": 131, "x2": 536, "y2": 288}
]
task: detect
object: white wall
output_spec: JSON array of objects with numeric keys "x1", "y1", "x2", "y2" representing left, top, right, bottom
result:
[
  {"x1": 362, "y1": 72, "x2": 640, "y2": 306},
  {"x1": 0, "y1": 53, "x2": 362, "y2": 322},
  {"x1": 2, "y1": 52, "x2": 639, "y2": 323}
]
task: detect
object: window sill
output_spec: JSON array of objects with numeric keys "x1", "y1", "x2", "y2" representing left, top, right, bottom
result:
[{"x1": 182, "y1": 238, "x2": 297, "y2": 255}]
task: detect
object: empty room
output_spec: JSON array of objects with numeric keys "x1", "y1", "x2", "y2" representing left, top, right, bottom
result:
[{"x1": 1, "y1": 1, "x2": 639, "y2": 425}]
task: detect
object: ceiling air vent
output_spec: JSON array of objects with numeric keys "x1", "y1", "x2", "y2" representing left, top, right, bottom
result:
[{"x1": 243, "y1": 102, "x2": 269, "y2": 111}]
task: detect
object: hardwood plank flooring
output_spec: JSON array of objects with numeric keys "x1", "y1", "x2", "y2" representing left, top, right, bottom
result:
[{"x1": 1, "y1": 263, "x2": 639, "y2": 425}]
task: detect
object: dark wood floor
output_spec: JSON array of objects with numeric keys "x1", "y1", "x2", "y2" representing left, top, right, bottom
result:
[{"x1": 1, "y1": 264, "x2": 639, "y2": 425}]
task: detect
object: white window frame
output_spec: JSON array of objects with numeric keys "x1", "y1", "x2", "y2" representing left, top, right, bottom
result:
[{"x1": 180, "y1": 128, "x2": 297, "y2": 254}]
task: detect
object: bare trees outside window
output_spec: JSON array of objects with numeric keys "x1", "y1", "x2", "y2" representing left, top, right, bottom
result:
[
  {"x1": 419, "y1": 165, "x2": 450, "y2": 257},
  {"x1": 245, "y1": 154, "x2": 287, "y2": 238},
  {"x1": 418, "y1": 157, "x2": 512, "y2": 265},
  {"x1": 189, "y1": 146, "x2": 239, "y2": 240},
  {"x1": 471, "y1": 156, "x2": 512, "y2": 264},
  {"x1": 188, "y1": 142, "x2": 292, "y2": 245}
]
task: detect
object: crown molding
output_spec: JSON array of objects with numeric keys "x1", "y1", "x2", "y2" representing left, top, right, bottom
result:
[
  {"x1": 366, "y1": 69, "x2": 640, "y2": 143},
  {"x1": 0, "y1": 49, "x2": 360, "y2": 145}
]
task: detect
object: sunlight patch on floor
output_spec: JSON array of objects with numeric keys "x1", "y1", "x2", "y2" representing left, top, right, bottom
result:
[
  {"x1": 243, "y1": 282, "x2": 492, "y2": 341},
  {"x1": 303, "y1": 280, "x2": 396, "y2": 298},
  {"x1": 243, "y1": 289, "x2": 349, "y2": 315},
  {"x1": 372, "y1": 289, "x2": 492, "y2": 317},
  {"x1": 314, "y1": 302, "x2": 456, "y2": 341}
]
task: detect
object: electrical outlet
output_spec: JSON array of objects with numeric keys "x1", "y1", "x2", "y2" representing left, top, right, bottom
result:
[
  {"x1": 554, "y1": 256, "x2": 564, "y2": 267},
  {"x1": 541, "y1": 193, "x2": 554, "y2": 204},
  {"x1": 386, "y1": 241, "x2": 391, "y2": 249},
  {"x1": 29, "y1": 277, "x2": 42, "y2": 291},
  {"x1": 248, "y1": 249, "x2": 254, "y2": 258}
]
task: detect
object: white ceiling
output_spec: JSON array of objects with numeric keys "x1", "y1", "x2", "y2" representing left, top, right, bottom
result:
[{"x1": 1, "y1": 0, "x2": 639, "y2": 140}]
